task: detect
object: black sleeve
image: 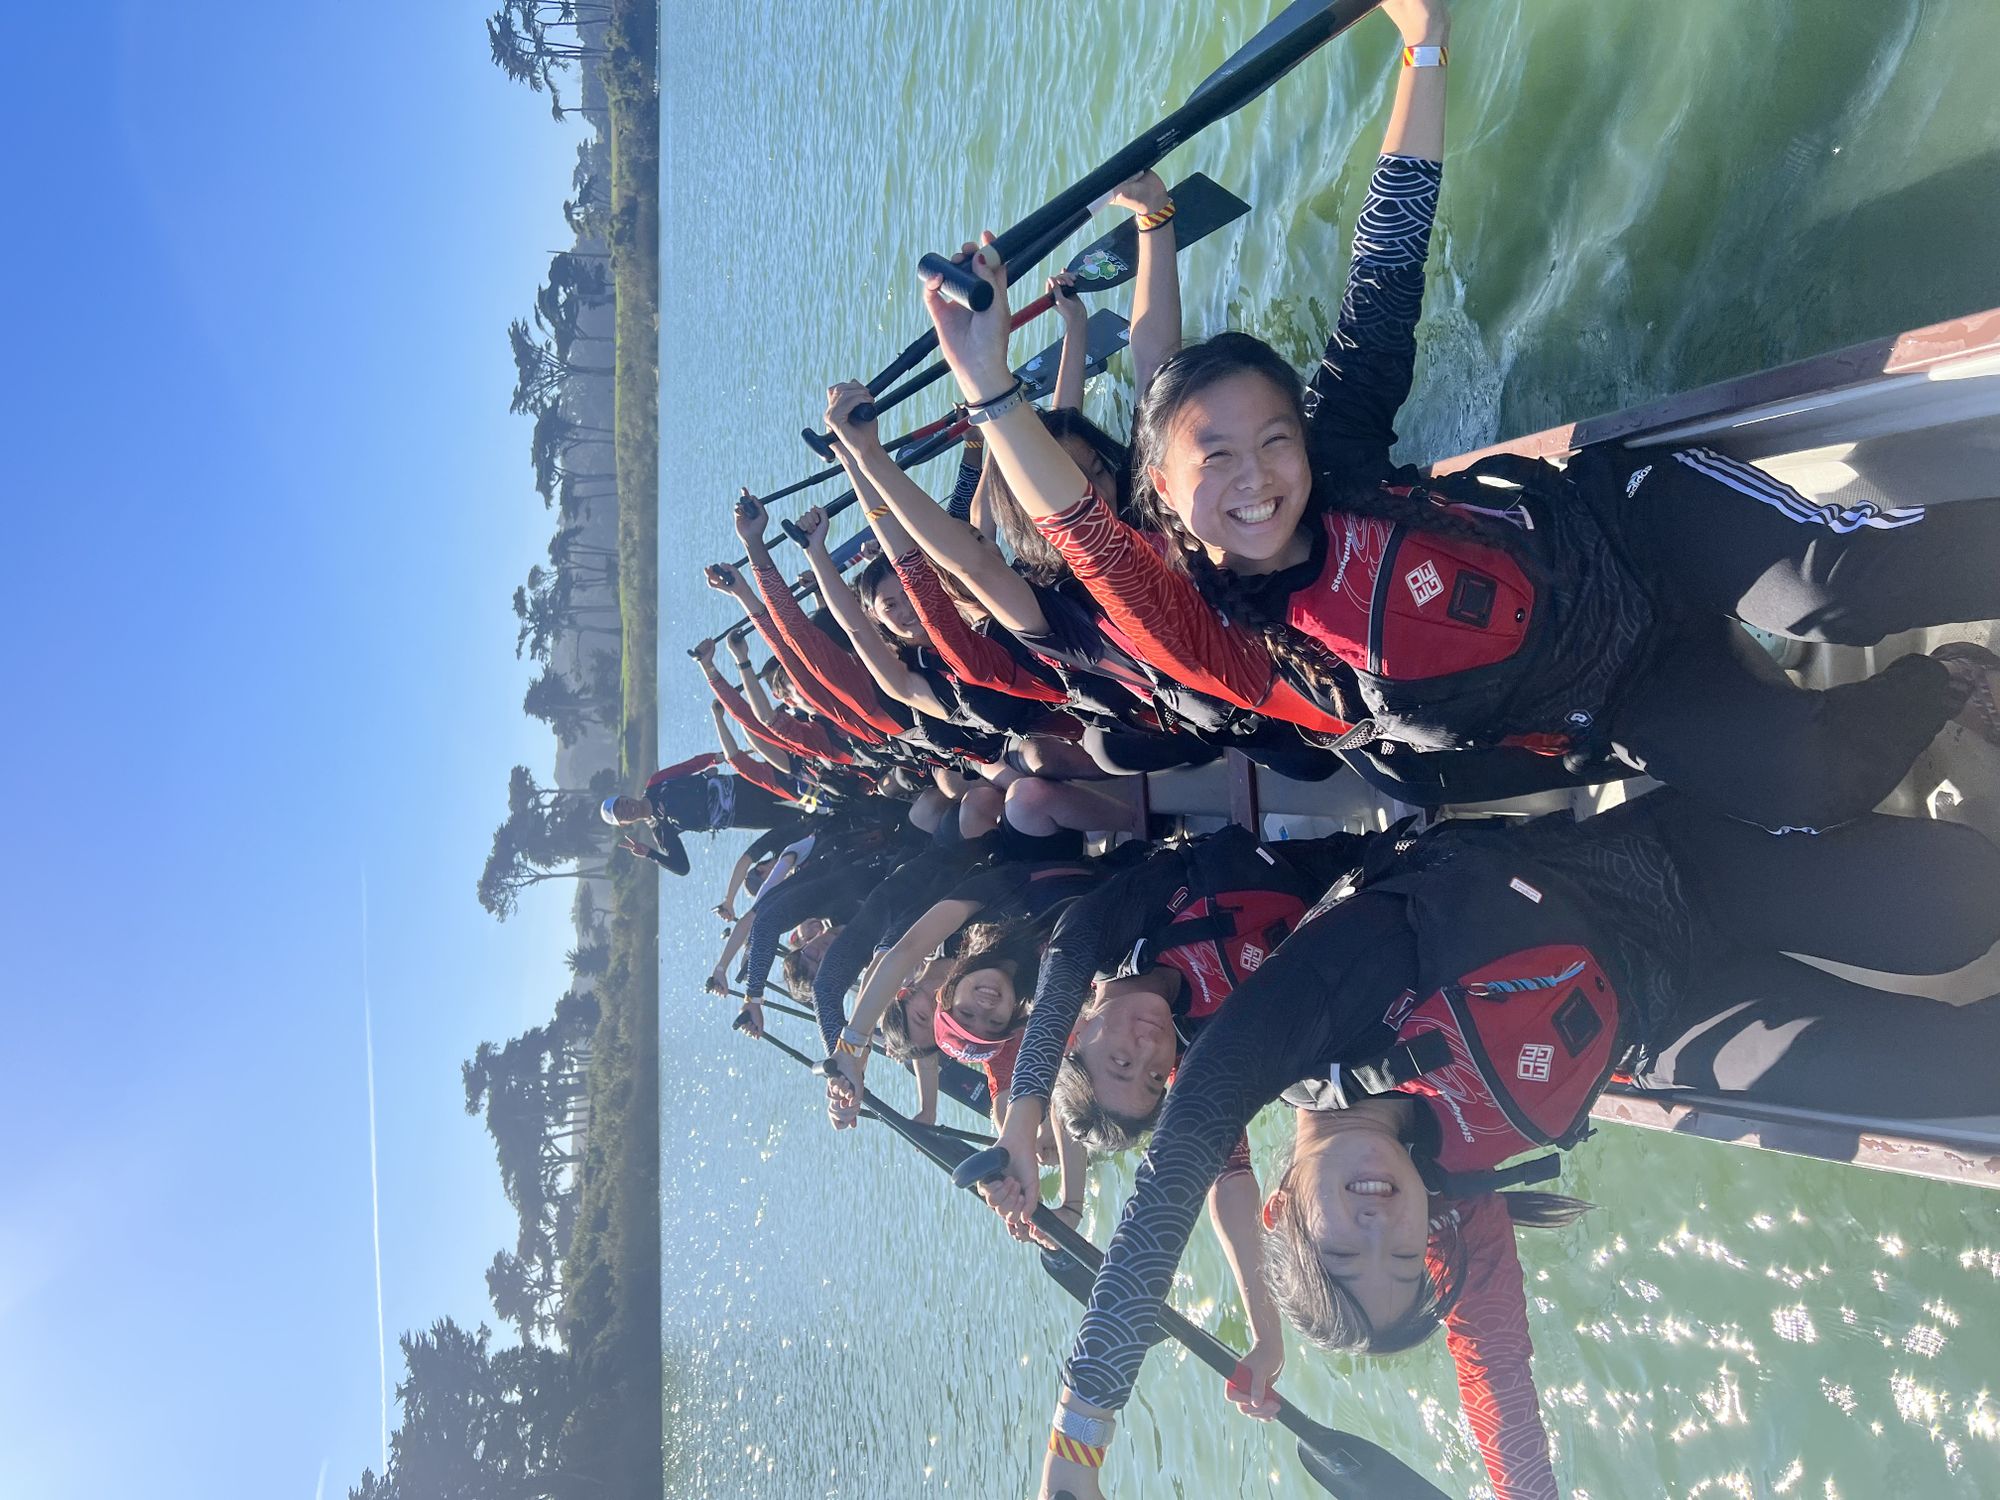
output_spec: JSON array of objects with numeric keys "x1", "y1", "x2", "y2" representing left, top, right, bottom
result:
[
  {"x1": 1011, "y1": 850, "x2": 1193, "y2": 1105},
  {"x1": 743, "y1": 821, "x2": 809, "y2": 865},
  {"x1": 936, "y1": 860, "x2": 1033, "y2": 913},
  {"x1": 1061, "y1": 891, "x2": 1415, "y2": 1412},
  {"x1": 739, "y1": 866, "x2": 849, "y2": 1001},
  {"x1": 1303, "y1": 154, "x2": 1442, "y2": 483},
  {"x1": 810, "y1": 846, "x2": 976, "y2": 1050},
  {"x1": 640, "y1": 846, "x2": 677, "y2": 870},
  {"x1": 946, "y1": 435, "x2": 985, "y2": 523}
]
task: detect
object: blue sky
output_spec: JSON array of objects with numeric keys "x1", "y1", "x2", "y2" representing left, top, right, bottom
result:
[{"x1": 0, "y1": 4, "x2": 603, "y2": 1496}]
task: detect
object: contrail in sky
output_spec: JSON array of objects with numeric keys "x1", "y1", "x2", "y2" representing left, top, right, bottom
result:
[
  {"x1": 313, "y1": 1457, "x2": 329, "y2": 1500},
  {"x1": 362, "y1": 875, "x2": 389, "y2": 1474}
]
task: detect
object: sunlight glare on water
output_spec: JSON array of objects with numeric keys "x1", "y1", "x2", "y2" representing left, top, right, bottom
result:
[{"x1": 659, "y1": 2, "x2": 2000, "y2": 1494}]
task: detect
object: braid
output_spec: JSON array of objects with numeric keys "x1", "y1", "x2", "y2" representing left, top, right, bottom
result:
[{"x1": 1178, "y1": 540, "x2": 1362, "y2": 718}]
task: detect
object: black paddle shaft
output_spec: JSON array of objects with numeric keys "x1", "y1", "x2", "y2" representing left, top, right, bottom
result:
[
  {"x1": 954, "y1": 1146, "x2": 1452, "y2": 1500},
  {"x1": 923, "y1": 0, "x2": 1382, "y2": 310}
]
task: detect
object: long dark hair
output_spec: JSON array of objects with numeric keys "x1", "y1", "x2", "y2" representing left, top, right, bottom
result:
[
  {"x1": 1126, "y1": 332, "x2": 1500, "y2": 705},
  {"x1": 1262, "y1": 1131, "x2": 1593, "y2": 1357},
  {"x1": 983, "y1": 409, "x2": 1133, "y2": 586}
]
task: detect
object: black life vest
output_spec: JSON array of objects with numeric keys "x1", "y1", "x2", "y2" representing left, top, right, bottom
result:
[
  {"x1": 1290, "y1": 830, "x2": 1627, "y2": 1196},
  {"x1": 1278, "y1": 455, "x2": 1655, "y2": 755},
  {"x1": 1111, "y1": 827, "x2": 1324, "y2": 1032}
]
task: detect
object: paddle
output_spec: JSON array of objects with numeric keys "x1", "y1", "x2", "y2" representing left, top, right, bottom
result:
[
  {"x1": 731, "y1": 996, "x2": 999, "y2": 1143},
  {"x1": 780, "y1": 306, "x2": 1131, "y2": 549},
  {"x1": 921, "y1": 1, "x2": 1382, "y2": 311},
  {"x1": 802, "y1": 172, "x2": 1250, "y2": 452},
  {"x1": 760, "y1": 406, "x2": 967, "y2": 508},
  {"x1": 951, "y1": 1144, "x2": 1453, "y2": 1500}
]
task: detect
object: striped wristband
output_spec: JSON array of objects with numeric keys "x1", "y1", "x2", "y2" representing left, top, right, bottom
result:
[
  {"x1": 1402, "y1": 43, "x2": 1447, "y2": 67},
  {"x1": 1135, "y1": 199, "x2": 1176, "y2": 232},
  {"x1": 1048, "y1": 1430, "x2": 1106, "y2": 1468}
]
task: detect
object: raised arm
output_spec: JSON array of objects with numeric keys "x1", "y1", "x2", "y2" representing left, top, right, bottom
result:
[
  {"x1": 697, "y1": 648, "x2": 795, "y2": 773},
  {"x1": 825, "y1": 894, "x2": 985, "y2": 1118},
  {"x1": 1106, "y1": 170, "x2": 1183, "y2": 394},
  {"x1": 1304, "y1": 0, "x2": 1450, "y2": 477},
  {"x1": 705, "y1": 560, "x2": 883, "y2": 745},
  {"x1": 1206, "y1": 1155, "x2": 1284, "y2": 1418},
  {"x1": 797, "y1": 503, "x2": 950, "y2": 719},
  {"x1": 1048, "y1": 271, "x2": 1090, "y2": 411},
  {"x1": 828, "y1": 382, "x2": 1052, "y2": 641}
]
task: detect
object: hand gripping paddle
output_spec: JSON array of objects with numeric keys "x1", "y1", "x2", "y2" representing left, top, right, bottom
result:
[
  {"x1": 801, "y1": 172, "x2": 1248, "y2": 454},
  {"x1": 953, "y1": 1145, "x2": 1452, "y2": 1500}
]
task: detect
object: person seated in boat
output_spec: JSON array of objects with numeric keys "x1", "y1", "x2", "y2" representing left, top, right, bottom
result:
[
  {"x1": 993, "y1": 787, "x2": 2000, "y2": 1500},
  {"x1": 601, "y1": 751, "x2": 799, "y2": 877},
  {"x1": 789, "y1": 499, "x2": 1136, "y2": 844},
  {"x1": 704, "y1": 826, "x2": 828, "y2": 996},
  {"x1": 731, "y1": 822, "x2": 927, "y2": 1036},
  {"x1": 921, "y1": 0, "x2": 2000, "y2": 835},
  {"x1": 1001, "y1": 825, "x2": 1372, "y2": 1154},
  {"x1": 705, "y1": 546, "x2": 1033, "y2": 828},
  {"x1": 694, "y1": 635, "x2": 858, "y2": 773},
  {"x1": 823, "y1": 844, "x2": 1114, "y2": 1113}
]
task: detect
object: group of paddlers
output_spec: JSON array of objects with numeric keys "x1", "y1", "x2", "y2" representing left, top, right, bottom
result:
[{"x1": 614, "y1": 2, "x2": 2000, "y2": 1493}]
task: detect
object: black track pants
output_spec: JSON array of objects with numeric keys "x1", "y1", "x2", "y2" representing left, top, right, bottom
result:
[
  {"x1": 1635, "y1": 797, "x2": 2000, "y2": 1116},
  {"x1": 1651, "y1": 796, "x2": 2000, "y2": 975},
  {"x1": 1593, "y1": 447, "x2": 2000, "y2": 829},
  {"x1": 1611, "y1": 620, "x2": 1959, "y2": 832},
  {"x1": 1638, "y1": 952, "x2": 2000, "y2": 1120}
]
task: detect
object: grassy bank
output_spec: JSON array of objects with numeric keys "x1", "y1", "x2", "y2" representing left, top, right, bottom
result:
[{"x1": 556, "y1": 0, "x2": 659, "y2": 1492}]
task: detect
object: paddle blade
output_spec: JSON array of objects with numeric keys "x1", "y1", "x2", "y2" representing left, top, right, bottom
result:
[
  {"x1": 1063, "y1": 173, "x2": 1251, "y2": 294},
  {"x1": 1016, "y1": 309, "x2": 1131, "y2": 402},
  {"x1": 1293, "y1": 1426, "x2": 1452, "y2": 1500},
  {"x1": 1189, "y1": 0, "x2": 1376, "y2": 108}
]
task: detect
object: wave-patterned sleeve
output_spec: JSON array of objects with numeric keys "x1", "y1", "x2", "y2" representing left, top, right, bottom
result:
[
  {"x1": 1442, "y1": 1196, "x2": 1559, "y2": 1500},
  {"x1": 749, "y1": 558, "x2": 908, "y2": 739},
  {"x1": 1305, "y1": 154, "x2": 1443, "y2": 477},
  {"x1": 1011, "y1": 855, "x2": 1180, "y2": 1104},
  {"x1": 1033, "y1": 493, "x2": 1279, "y2": 712},
  {"x1": 946, "y1": 435, "x2": 984, "y2": 523},
  {"x1": 738, "y1": 865, "x2": 841, "y2": 1000},
  {"x1": 890, "y1": 549, "x2": 1067, "y2": 703}
]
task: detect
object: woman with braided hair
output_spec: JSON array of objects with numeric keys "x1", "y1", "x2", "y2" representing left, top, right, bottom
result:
[{"x1": 920, "y1": 0, "x2": 2000, "y2": 833}]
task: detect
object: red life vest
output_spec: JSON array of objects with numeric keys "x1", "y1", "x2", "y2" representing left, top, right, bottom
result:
[
  {"x1": 1376, "y1": 940, "x2": 1620, "y2": 1181},
  {"x1": 1337, "y1": 839, "x2": 1629, "y2": 1194},
  {"x1": 1116, "y1": 828, "x2": 1323, "y2": 1029}
]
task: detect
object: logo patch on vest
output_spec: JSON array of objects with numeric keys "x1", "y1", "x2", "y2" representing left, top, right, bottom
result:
[
  {"x1": 1168, "y1": 885, "x2": 1190, "y2": 912},
  {"x1": 1553, "y1": 988, "x2": 1604, "y2": 1055},
  {"x1": 1516, "y1": 1043, "x2": 1555, "y2": 1082},
  {"x1": 1238, "y1": 942, "x2": 1266, "y2": 972},
  {"x1": 1446, "y1": 569, "x2": 1497, "y2": 627},
  {"x1": 1405, "y1": 559, "x2": 1444, "y2": 606},
  {"x1": 1508, "y1": 877, "x2": 1543, "y2": 903}
]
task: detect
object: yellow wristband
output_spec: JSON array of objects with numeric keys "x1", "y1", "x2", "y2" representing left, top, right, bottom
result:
[
  {"x1": 863, "y1": 504, "x2": 891, "y2": 521},
  {"x1": 1402, "y1": 43, "x2": 1447, "y2": 67},
  {"x1": 1136, "y1": 200, "x2": 1176, "y2": 232},
  {"x1": 1049, "y1": 1431, "x2": 1106, "y2": 1468}
]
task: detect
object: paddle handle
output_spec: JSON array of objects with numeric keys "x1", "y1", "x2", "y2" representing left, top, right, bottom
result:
[{"x1": 920, "y1": 249, "x2": 991, "y2": 311}]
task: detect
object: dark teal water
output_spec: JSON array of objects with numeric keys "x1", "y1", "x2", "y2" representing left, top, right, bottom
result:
[{"x1": 659, "y1": 3, "x2": 2000, "y2": 1494}]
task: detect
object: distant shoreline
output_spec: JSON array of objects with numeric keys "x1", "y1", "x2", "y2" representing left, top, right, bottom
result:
[{"x1": 556, "y1": 0, "x2": 661, "y2": 1492}]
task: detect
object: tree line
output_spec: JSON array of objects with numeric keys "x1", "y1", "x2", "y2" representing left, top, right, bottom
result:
[{"x1": 350, "y1": 5, "x2": 643, "y2": 1496}]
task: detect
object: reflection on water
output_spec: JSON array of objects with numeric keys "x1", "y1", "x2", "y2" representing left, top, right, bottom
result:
[{"x1": 660, "y1": 0, "x2": 2000, "y2": 1493}]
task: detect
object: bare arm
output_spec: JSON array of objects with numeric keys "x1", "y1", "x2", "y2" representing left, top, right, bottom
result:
[
  {"x1": 828, "y1": 382, "x2": 1050, "y2": 638},
  {"x1": 849, "y1": 896, "x2": 982, "y2": 1039},
  {"x1": 797, "y1": 504, "x2": 950, "y2": 718},
  {"x1": 1380, "y1": 0, "x2": 1451, "y2": 163},
  {"x1": 1049, "y1": 271, "x2": 1089, "y2": 411},
  {"x1": 1207, "y1": 1165, "x2": 1285, "y2": 1390},
  {"x1": 1107, "y1": 170, "x2": 1182, "y2": 393}
]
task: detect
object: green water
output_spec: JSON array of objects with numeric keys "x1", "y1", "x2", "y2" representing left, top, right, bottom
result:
[{"x1": 658, "y1": 2, "x2": 2000, "y2": 1494}]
